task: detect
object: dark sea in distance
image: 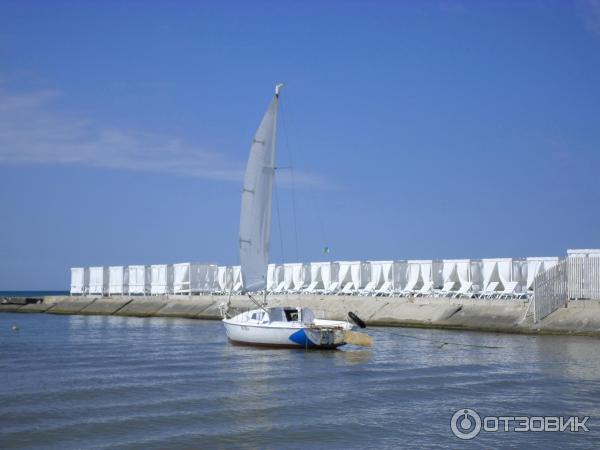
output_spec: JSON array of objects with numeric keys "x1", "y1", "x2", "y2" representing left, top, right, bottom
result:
[
  {"x1": 1, "y1": 311, "x2": 599, "y2": 449},
  {"x1": 0, "y1": 291, "x2": 69, "y2": 297}
]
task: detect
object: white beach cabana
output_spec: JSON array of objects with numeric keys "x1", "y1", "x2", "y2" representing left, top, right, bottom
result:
[
  {"x1": 204, "y1": 264, "x2": 218, "y2": 293},
  {"x1": 70, "y1": 267, "x2": 88, "y2": 295},
  {"x1": 173, "y1": 263, "x2": 217, "y2": 295},
  {"x1": 364, "y1": 261, "x2": 392, "y2": 293},
  {"x1": 392, "y1": 260, "x2": 408, "y2": 292},
  {"x1": 567, "y1": 249, "x2": 600, "y2": 300},
  {"x1": 524, "y1": 256, "x2": 560, "y2": 291},
  {"x1": 305, "y1": 262, "x2": 339, "y2": 293},
  {"x1": 337, "y1": 261, "x2": 370, "y2": 293},
  {"x1": 282, "y1": 263, "x2": 309, "y2": 292},
  {"x1": 151, "y1": 264, "x2": 174, "y2": 295},
  {"x1": 108, "y1": 266, "x2": 129, "y2": 295},
  {"x1": 88, "y1": 266, "x2": 108, "y2": 296},
  {"x1": 441, "y1": 259, "x2": 482, "y2": 292},
  {"x1": 128, "y1": 265, "x2": 150, "y2": 295},
  {"x1": 402, "y1": 260, "x2": 442, "y2": 294},
  {"x1": 481, "y1": 258, "x2": 525, "y2": 296},
  {"x1": 231, "y1": 266, "x2": 243, "y2": 293},
  {"x1": 362, "y1": 260, "x2": 405, "y2": 295},
  {"x1": 216, "y1": 266, "x2": 232, "y2": 293},
  {"x1": 266, "y1": 264, "x2": 284, "y2": 292}
]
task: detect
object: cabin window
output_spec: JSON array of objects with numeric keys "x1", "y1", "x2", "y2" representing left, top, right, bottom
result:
[{"x1": 284, "y1": 309, "x2": 299, "y2": 322}]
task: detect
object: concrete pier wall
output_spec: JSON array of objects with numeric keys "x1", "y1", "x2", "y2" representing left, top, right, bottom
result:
[{"x1": 2, "y1": 295, "x2": 600, "y2": 336}]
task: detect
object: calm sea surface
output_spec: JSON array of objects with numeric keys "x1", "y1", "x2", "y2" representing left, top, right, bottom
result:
[{"x1": 1, "y1": 313, "x2": 599, "y2": 449}]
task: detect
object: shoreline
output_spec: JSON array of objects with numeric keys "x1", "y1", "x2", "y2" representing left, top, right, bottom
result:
[{"x1": 2, "y1": 295, "x2": 600, "y2": 337}]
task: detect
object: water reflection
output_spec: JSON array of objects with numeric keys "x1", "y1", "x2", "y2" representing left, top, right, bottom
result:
[{"x1": 3, "y1": 313, "x2": 600, "y2": 450}]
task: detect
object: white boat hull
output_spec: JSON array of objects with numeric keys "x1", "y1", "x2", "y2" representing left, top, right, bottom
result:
[{"x1": 223, "y1": 317, "x2": 348, "y2": 349}]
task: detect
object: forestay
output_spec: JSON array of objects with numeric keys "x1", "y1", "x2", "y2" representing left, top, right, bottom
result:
[{"x1": 239, "y1": 86, "x2": 282, "y2": 292}]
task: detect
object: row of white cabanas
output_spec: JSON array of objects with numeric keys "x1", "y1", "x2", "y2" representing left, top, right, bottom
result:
[
  {"x1": 264, "y1": 258, "x2": 559, "y2": 297},
  {"x1": 70, "y1": 263, "x2": 238, "y2": 296},
  {"x1": 70, "y1": 257, "x2": 559, "y2": 298}
]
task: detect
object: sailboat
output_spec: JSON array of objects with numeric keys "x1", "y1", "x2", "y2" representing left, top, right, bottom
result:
[{"x1": 221, "y1": 84, "x2": 372, "y2": 349}]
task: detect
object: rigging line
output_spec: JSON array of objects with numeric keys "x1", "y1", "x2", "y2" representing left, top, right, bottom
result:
[
  {"x1": 279, "y1": 97, "x2": 300, "y2": 262},
  {"x1": 273, "y1": 179, "x2": 285, "y2": 265},
  {"x1": 365, "y1": 328, "x2": 504, "y2": 349}
]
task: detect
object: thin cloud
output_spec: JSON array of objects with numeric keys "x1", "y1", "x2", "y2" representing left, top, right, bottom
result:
[
  {"x1": 0, "y1": 87, "x2": 337, "y2": 189},
  {"x1": 580, "y1": 0, "x2": 600, "y2": 36}
]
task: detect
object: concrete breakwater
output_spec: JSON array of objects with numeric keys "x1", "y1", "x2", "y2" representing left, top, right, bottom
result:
[{"x1": 3, "y1": 295, "x2": 600, "y2": 336}]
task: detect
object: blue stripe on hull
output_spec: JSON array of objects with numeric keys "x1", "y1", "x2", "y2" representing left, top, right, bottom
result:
[{"x1": 288, "y1": 329, "x2": 315, "y2": 346}]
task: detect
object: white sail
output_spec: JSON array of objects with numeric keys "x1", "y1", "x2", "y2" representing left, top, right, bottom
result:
[{"x1": 239, "y1": 85, "x2": 282, "y2": 292}]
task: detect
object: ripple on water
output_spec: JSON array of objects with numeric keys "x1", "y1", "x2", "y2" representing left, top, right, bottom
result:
[{"x1": 1, "y1": 314, "x2": 600, "y2": 449}]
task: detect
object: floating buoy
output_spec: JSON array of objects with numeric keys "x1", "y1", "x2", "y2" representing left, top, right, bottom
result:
[{"x1": 348, "y1": 311, "x2": 366, "y2": 329}]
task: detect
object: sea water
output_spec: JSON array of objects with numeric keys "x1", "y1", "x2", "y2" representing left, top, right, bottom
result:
[{"x1": 1, "y1": 313, "x2": 599, "y2": 449}]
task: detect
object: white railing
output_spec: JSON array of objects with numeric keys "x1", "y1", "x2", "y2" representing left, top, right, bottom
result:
[
  {"x1": 568, "y1": 257, "x2": 600, "y2": 300},
  {"x1": 533, "y1": 260, "x2": 568, "y2": 322}
]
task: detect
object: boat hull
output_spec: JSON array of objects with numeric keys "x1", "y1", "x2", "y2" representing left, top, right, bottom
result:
[{"x1": 223, "y1": 320, "x2": 345, "y2": 349}]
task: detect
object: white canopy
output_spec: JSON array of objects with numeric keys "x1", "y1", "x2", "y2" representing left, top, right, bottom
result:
[
  {"x1": 88, "y1": 266, "x2": 108, "y2": 295},
  {"x1": 309, "y1": 262, "x2": 338, "y2": 291},
  {"x1": 368, "y1": 261, "x2": 392, "y2": 290},
  {"x1": 108, "y1": 266, "x2": 129, "y2": 295},
  {"x1": 283, "y1": 263, "x2": 309, "y2": 291},
  {"x1": 128, "y1": 265, "x2": 150, "y2": 295},
  {"x1": 266, "y1": 264, "x2": 284, "y2": 292},
  {"x1": 336, "y1": 261, "x2": 369, "y2": 290},
  {"x1": 404, "y1": 260, "x2": 441, "y2": 291},
  {"x1": 217, "y1": 266, "x2": 232, "y2": 292},
  {"x1": 482, "y1": 258, "x2": 524, "y2": 291},
  {"x1": 393, "y1": 261, "x2": 408, "y2": 290},
  {"x1": 173, "y1": 263, "x2": 217, "y2": 294},
  {"x1": 70, "y1": 267, "x2": 88, "y2": 295},
  {"x1": 151, "y1": 264, "x2": 173, "y2": 295},
  {"x1": 282, "y1": 264, "x2": 294, "y2": 291},
  {"x1": 231, "y1": 266, "x2": 243, "y2": 293},
  {"x1": 441, "y1": 259, "x2": 482, "y2": 288},
  {"x1": 204, "y1": 265, "x2": 218, "y2": 292},
  {"x1": 365, "y1": 261, "x2": 402, "y2": 291}
]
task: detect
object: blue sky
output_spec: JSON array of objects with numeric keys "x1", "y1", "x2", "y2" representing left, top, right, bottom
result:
[{"x1": 1, "y1": 0, "x2": 599, "y2": 289}]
